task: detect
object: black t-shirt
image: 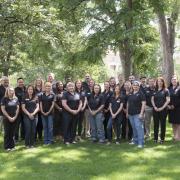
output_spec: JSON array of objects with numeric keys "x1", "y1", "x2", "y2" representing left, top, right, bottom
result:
[
  {"x1": 127, "y1": 91, "x2": 146, "y2": 115},
  {"x1": 168, "y1": 86, "x2": 180, "y2": 108},
  {"x1": 62, "y1": 91, "x2": 81, "y2": 110},
  {"x1": 102, "y1": 90, "x2": 113, "y2": 110},
  {"x1": 1, "y1": 97, "x2": 19, "y2": 117},
  {"x1": 110, "y1": 95, "x2": 124, "y2": 114},
  {"x1": 144, "y1": 87, "x2": 155, "y2": 107},
  {"x1": 82, "y1": 81, "x2": 90, "y2": 93},
  {"x1": 55, "y1": 92, "x2": 63, "y2": 108},
  {"x1": 15, "y1": 86, "x2": 26, "y2": 103},
  {"x1": 0, "y1": 85, "x2": 6, "y2": 102},
  {"x1": 39, "y1": 92, "x2": 55, "y2": 113},
  {"x1": 88, "y1": 93, "x2": 105, "y2": 110},
  {"x1": 152, "y1": 89, "x2": 170, "y2": 108},
  {"x1": 140, "y1": 85, "x2": 147, "y2": 95},
  {"x1": 76, "y1": 90, "x2": 86, "y2": 106},
  {"x1": 22, "y1": 97, "x2": 38, "y2": 113}
]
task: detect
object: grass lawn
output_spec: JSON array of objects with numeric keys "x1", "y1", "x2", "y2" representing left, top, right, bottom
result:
[{"x1": 0, "y1": 127, "x2": 180, "y2": 180}]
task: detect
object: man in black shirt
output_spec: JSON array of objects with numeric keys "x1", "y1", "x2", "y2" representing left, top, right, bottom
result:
[
  {"x1": 0, "y1": 76, "x2": 9, "y2": 133},
  {"x1": 144, "y1": 78, "x2": 155, "y2": 139},
  {"x1": 15, "y1": 77, "x2": 26, "y2": 141}
]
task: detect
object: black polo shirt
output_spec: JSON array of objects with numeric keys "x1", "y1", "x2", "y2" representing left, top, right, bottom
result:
[
  {"x1": 55, "y1": 92, "x2": 63, "y2": 108},
  {"x1": 110, "y1": 95, "x2": 124, "y2": 114},
  {"x1": 39, "y1": 92, "x2": 55, "y2": 113},
  {"x1": 22, "y1": 97, "x2": 38, "y2": 113},
  {"x1": 0, "y1": 85, "x2": 6, "y2": 102},
  {"x1": 76, "y1": 90, "x2": 86, "y2": 106},
  {"x1": 1, "y1": 97, "x2": 19, "y2": 117},
  {"x1": 62, "y1": 91, "x2": 81, "y2": 110},
  {"x1": 82, "y1": 81, "x2": 90, "y2": 93},
  {"x1": 127, "y1": 91, "x2": 146, "y2": 115},
  {"x1": 152, "y1": 89, "x2": 170, "y2": 108},
  {"x1": 88, "y1": 93, "x2": 105, "y2": 110},
  {"x1": 144, "y1": 87, "x2": 155, "y2": 107},
  {"x1": 102, "y1": 90, "x2": 113, "y2": 110},
  {"x1": 0, "y1": 85, "x2": 6, "y2": 115},
  {"x1": 15, "y1": 86, "x2": 26, "y2": 104},
  {"x1": 168, "y1": 86, "x2": 180, "y2": 108}
]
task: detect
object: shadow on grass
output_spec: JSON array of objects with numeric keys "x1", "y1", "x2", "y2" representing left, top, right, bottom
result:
[{"x1": 0, "y1": 136, "x2": 180, "y2": 180}]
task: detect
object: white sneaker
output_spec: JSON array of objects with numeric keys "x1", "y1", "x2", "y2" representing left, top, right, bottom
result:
[
  {"x1": 129, "y1": 142, "x2": 135, "y2": 145},
  {"x1": 137, "y1": 145, "x2": 143, "y2": 148}
]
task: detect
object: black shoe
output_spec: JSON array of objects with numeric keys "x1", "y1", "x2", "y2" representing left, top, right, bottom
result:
[
  {"x1": 160, "y1": 140, "x2": 164, "y2": 144},
  {"x1": 154, "y1": 140, "x2": 158, "y2": 143}
]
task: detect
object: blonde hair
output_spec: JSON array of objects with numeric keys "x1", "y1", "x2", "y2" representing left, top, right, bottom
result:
[
  {"x1": 4, "y1": 87, "x2": 17, "y2": 99},
  {"x1": 44, "y1": 82, "x2": 52, "y2": 87}
]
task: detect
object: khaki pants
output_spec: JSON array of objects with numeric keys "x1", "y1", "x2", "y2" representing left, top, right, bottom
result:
[
  {"x1": 83, "y1": 109, "x2": 90, "y2": 136},
  {"x1": 144, "y1": 106, "x2": 153, "y2": 137}
]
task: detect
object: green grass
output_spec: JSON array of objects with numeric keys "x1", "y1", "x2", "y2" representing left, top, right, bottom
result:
[{"x1": 0, "y1": 127, "x2": 180, "y2": 180}]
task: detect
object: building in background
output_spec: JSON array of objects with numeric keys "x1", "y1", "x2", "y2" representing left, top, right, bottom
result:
[{"x1": 103, "y1": 50, "x2": 122, "y2": 80}]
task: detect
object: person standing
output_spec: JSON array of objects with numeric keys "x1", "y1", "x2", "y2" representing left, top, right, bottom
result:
[
  {"x1": 107, "y1": 85, "x2": 123, "y2": 144},
  {"x1": 39, "y1": 82, "x2": 55, "y2": 145},
  {"x1": 144, "y1": 78, "x2": 155, "y2": 139},
  {"x1": 168, "y1": 76, "x2": 180, "y2": 141},
  {"x1": 1, "y1": 87, "x2": 19, "y2": 151},
  {"x1": 121, "y1": 81, "x2": 133, "y2": 141},
  {"x1": 102, "y1": 81, "x2": 113, "y2": 139},
  {"x1": 75, "y1": 80, "x2": 87, "y2": 141},
  {"x1": 88, "y1": 84, "x2": 105, "y2": 143},
  {"x1": 127, "y1": 81, "x2": 146, "y2": 148},
  {"x1": 22, "y1": 85, "x2": 39, "y2": 148},
  {"x1": 54, "y1": 81, "x2": 64, "y2": 141},
  {"x1": 151, "y1": 77, "x2": 170, "y2": 144},
  {"x1": 62, "y1": 82, "x2": 82, "y2": 145},
  {"x1": 15, "y1": 78, "x2": 26, "y2": 142},
  {"x1": 0, "y1": 76, "x2": 9, "y2": 134},
  {"x1": 34, "y1": 78, "x2": 44, "y2": 141}
]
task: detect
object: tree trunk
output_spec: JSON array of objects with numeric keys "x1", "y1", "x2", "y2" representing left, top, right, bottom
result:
[
  {"x1": 119, "y1": 43, "x2": 132, "y2": 80},
  {"x1": 154, "y1": 0, "x2": 179, "y2": 86},
  {"x1": 157, "y1": 12, "x2": 174, "y2": 85},
  {"x1": 119, "y1": 0, "x2": 133, "y2": 80}
]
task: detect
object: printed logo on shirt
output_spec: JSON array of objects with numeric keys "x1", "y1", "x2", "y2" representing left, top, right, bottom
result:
[{"x1": 74, "y1": 94, "x2": 80, "y2": 100}]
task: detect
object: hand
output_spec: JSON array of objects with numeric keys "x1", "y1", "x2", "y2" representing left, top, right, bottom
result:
[
  {"x1": 91, "y1": 111, "x2": 97, "y2": 116},
  {"x1": 8, "y1": 117, "x2": 14, "y2": 122},
  {"x1": 139, "y1": 113, "x2": 143, "y2": 120},
  {"x1": 126, "y1": 113, "x2": 129, "y2": 119},
  {"x1": 167, "y1": 105, "x2": 171, "y2": 110},
  {"x1": 104, "y1": 109, "x2": 108, "y2": 113},
  {"x1": 171, "y1": 105, "x2": 175, "y2": 110},
  {"x1": 158, "y1": 107, "x2": 163, "y2": 112},
  {"x1": 154, "y1": 107, "x2": 158, "y2": 112},
  {"x1": 71, "y1": 110, "x2": 77, "y2": 115},
  {"x1": 112, "y1": 114, "x2": 116, "y2": 119},
  {"x1": 58, "y1": 108, "x2": 62, "y2": 112},
  {"x1": 29, "y1": 114, "x2": 34, "y2": 120}
]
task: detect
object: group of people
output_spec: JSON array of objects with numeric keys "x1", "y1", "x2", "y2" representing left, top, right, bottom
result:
[{"x1": 0, "y1": 73, "x2": 180, "y2": 151}]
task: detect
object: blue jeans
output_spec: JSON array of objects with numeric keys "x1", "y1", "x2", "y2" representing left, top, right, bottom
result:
[
  {"x1": 129, "y1": 114, "x2": 144, "y2": 146},
  {"x1": 89, "y1": 112, "x2": 105, "y2": 141},
  {"x1": 41, "y1": 115, "x2": 53, "y2": 144}
]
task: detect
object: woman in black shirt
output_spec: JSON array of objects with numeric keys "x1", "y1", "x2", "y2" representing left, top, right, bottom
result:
[
  {"x1": 39, "y1": 82, "x2": 55, "y2": 145},
  {"x1": 62, "y1": 82, "x2": 82, "y2": 145},
  {"x1": 88, "y1": 84, "x2": 105, "y2": 143},
  {"x1": 121, "y1": 81, "x2": 133, "y2": 141},
  {"x1": 168, "y1": 76, "x2": 180, "y2": 141},
  {"x1": 1, "y1": 87, "x2": 19, "y2": 151},
  {"x1": 151, "y1": 77, "x2": 170, "y2": 144},
  {"x1": 54, "y1": 81, "x2": 64, "y2": 140},
  {"x1": 34, "y1": 78, "x2": 44, "y2": 141},
  {"x1": 107, "y1": 85, "x2": 123, "y2": 144},
  {"x1": 75, "y1": 80, "x2": 87, "y2": 141},
  {"x1": 127, "y1": 81, "x2": 146, "y2": 148},
  {"x1": 22, "y1": 85, "x2": 39, "y2": 148},
  {"x1": 102, "y1": 81, "x2": 113, "y2": 139}
]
